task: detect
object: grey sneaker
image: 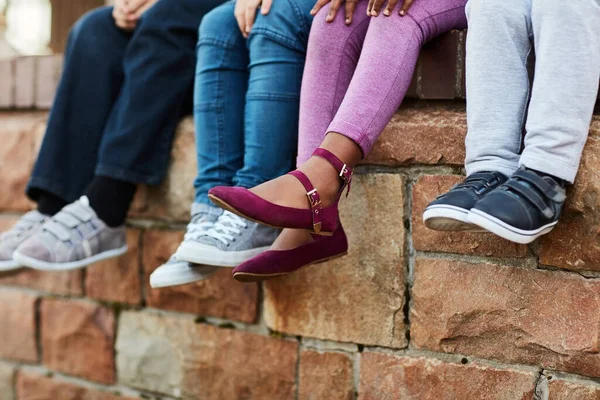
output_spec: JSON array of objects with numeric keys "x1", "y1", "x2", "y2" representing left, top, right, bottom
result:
[
  {"x1": 150, "y1": 203, "x2": 223, "y2": 288},
  {"x1": 176, "y1": 210, "x2": 280, "y2": 267},
  {"x1": 0, "y1": 211, "x2": 49, "y2": 271},
  {"x1": 13, "y1": 196, "x2": 127, "y2": 271}
]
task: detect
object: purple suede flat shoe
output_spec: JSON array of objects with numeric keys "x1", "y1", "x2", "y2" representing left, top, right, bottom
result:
[
  {"x1": 232, "y1": 221, "x2": 348, "y2": 282},
  {"x1": 208, "y1": 148, "x2": 353, "y2": 236}
]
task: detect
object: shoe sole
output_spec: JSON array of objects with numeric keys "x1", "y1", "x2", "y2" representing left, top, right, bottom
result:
[
  {"x1": 176, "y1": 244, "x2": 271, "y2": 267},
  {"x1": 208, "y1": 194, "x2": 334, "y2": 237},
  {"x1": 467, "y1": 209, "x2": 557, "y2": 244},
  {"x1": 233, "y1": 251, "x2": 348, "y2": 283},
  {"x1": 13, "y1": 245, "x2": 129, "y2": 271},
  {"x1": 423, "y1": 205, "x2": 485, "y2": 232},
  {"x1": 149, "y1": 265, "x2": 219, "y2": 289},
  {"x1": 0, "y1": 259, "x2": 20, "y2": 271}
]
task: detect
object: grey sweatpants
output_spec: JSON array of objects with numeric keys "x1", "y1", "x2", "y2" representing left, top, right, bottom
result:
[{"x1": 464, "y1": 0, "x2": 600, "y2": 183}]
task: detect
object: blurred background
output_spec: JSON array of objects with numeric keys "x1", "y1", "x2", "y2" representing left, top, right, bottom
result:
[{"x1": 0, "y1": 0, "x2": 108, "y2": 59}]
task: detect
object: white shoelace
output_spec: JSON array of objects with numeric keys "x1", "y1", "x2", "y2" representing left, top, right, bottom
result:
[
  {"x1": 203, "y1": 212, "x2": 247, "y2": 245},
  {"x1": 183, "y1": 220, "x2": 216, "y2": 241}
]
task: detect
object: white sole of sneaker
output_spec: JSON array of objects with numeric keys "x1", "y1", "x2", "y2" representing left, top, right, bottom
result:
[
  {"x1": 176, "y1": 243, "x2": 271, "y2": 267},
  {"x1": 13, "y1": 245, "x2": 128, "y2": 271},
  {"x1": 467, "y1": 209, "x2": 557, "y2": 244},
  {"x1": 0, "y1": 259, "x2": 20, "y2": 271},
  {"x1": 423, "y1": 205, "x2": 485, "y2": 232},
  {"x1": 150, "y1": 264, "x2": 218, "y2": 289}
]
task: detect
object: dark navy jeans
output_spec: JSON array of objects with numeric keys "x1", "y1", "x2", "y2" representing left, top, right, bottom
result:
[
  {"x1": 27, "y1": 0, "x2": 225, "y2": 203},
  {"x1": 193, "y1": 0, "x2": 314, "y2": 205}
]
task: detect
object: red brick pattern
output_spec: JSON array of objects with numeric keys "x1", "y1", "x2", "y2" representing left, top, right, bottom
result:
[{"x1": 2, "y1": 44, "x2": 600, "y2": 397}]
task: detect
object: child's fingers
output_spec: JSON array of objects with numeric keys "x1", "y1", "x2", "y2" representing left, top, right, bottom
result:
[
  {"x1": 345, "y1": 0, "x2": 357, "y2": 24},
  {"x1": 234, "y1": 5, "x2": 247, "y2": 37},
  {"x1": 261, "y1": 0, "x2": 273, "y2": 15},
  {"x1": 369, "y1": 0, "x2": 385, "y2": 16},
  {"x1": 325, "y1": 0, "x2": 342, "y2": 22},
  {"x1": 310, "y1": 0, "x2": 330, "y2": 16},
  {"x1": 244, "y1": 4, "x2": 258, "y2": 34},
  {"x1": 383, "y1": 0, "x2": 398, "y2": 16},
  {"x1": 366, "y1": 0, "x2": 374, "y2": 15},
  {"x1": 399, "y1": 0, "x2": 414, "y2": 16}
]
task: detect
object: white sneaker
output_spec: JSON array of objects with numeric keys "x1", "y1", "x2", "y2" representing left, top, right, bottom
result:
[
  {"x1": 175, "y1": 211, "x2": 279, "y2": 267},
  {"x1": 149, "y1": 203, "x2": 222, "y2": 288}
]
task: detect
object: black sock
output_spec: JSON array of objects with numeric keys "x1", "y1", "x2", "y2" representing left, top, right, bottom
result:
[
  {"x1": 37, "y1": 191, "x2": 68, "y2": 216},
  {"x1": 84, "y1": 176, "x2": 137, "y2": 227}
]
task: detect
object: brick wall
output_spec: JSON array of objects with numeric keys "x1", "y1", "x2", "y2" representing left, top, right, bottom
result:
[{"x1": 1, "y1": 34, "x2": 600, "y2": 399}]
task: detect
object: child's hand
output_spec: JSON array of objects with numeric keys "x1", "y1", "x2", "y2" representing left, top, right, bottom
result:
[
  {"x1": 112, "y1": 0, "x2": 158, "y2": 31},
  {"x1": 310, "y1": 0, "x2": 358, "y2": 25},
  {"x1": 113, "y1": 0, "x2": 136, "y2": 31},
  {"x1": 235, "y1": 0, "x2": 273, "y2": 38},
  {"x1": 367, "y1": 0, "x2": 414, "y2": 17}
]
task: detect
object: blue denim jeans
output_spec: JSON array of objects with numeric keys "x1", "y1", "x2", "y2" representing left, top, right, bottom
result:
[
  {"x1": 27, "y1": 0, "x2": 225, "y2": 203},
  {"x1": 193, "y1": 0, "x2": 314, "y2": 205}
]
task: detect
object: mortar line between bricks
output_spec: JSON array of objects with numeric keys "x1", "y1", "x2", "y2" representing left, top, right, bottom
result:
[
  {"x1": 414, "y1": 250, "x2": 539, "y2": 269},
  {"x1": 534, "y1": 368, "x2": 549, "y2": 400},
  {"x1": 351, "y1": 351, "x2": 361, "y2": 400},
  {"x1": 138, "y1": 229, "x2": 148, "y2": 307},
  {"x1": 16, "y1": 364, "x2": 177, "y2": 400},
  {"x1": 33, "y1": 297, "x2": 42, "y2": 365},
  {"x1": 294, "y1": 340, "x2": 301, "y2": 400}
]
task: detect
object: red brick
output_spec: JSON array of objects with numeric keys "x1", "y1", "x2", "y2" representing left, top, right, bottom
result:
[
  {"x1": 412, "y1": 175, "x2": 527, "y2": 257},
  {"x1": 14, "y1": 57, "x2": 35, "y2": 108},
  {"x1": 143, "y1": 229, "x2": 258, "y2": 323},
  {"x1": 359, "y1": 353, "x2": 537, "y2": 400},
  {"x1": 0, "y1": 112, "x2": 47, "y2": 211},
  {"x1": 299, "y1": 351, "x2": 353, "y2": 400},
  {"x1": 35, "y1": 55, "x2": 62, "y2": 109},
  {"x1": 412, "y1": 258, "x2": 600, "y2": 377},
  {"x1": 86, "y1": 229, "x2": 141, "y2": 305},
  {"x1": 365, "y1": 106, "x2": 466, "y2": 167},
  {"x1": 264, "y1": 174, "x2": 407, "y2": 348},
  {"x1": 116, "y1": 311, "x2": 298, "y2": 399},
  {"x1": 17, "y1": 372, "x2": 139, "y2": 400},
  {"x1": 129, "y1": 118, "x2": 195, "y2": 222},
  {"x1": 419, "y1": 31, "x2": 461, "y2": 99},
  {"x1": 41, "y1": 298, "x2": 115, "y2": 384},
  {"x1": 549, "y1": 377, "x2": 600, "y2": 400},
  {"x1": 0, "y1": 59, "x2": 14, "y2": 108},
  {"x1": 540, "y1": 121, "x2": 600, "y2": 271},
  {"x1": 0, "y1": 289, "x2": 38, "y2": 362}
]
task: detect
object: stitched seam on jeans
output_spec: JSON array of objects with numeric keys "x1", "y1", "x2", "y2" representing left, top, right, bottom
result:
[
  {"x1": 198, "y1": 37, "x2": 243, "y2": 50},
  {"x1": 330, "y1": 16, "x2": 372, "y2": 125},
  {"x1": 246, "y1": 93, "x2": 300, "y2": 102},
  {"x1": 248, "y1": 27, "x2": 298, "y2": 49}
]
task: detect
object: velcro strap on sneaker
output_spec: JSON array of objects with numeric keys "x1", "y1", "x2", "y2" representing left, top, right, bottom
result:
[
  {"x1": 53, "y1": 212, "x2": 82, "y2": 229},
  {"x1": 288, "y1": 170, "x2": 322, "y2": 233},
  {"x1": 505, "y1": 181, "x2": 555, "y2": 219},
  {"x1": 513, "y1": 169, "x2": 566, "y2": 202},
  {"x1": 44, "y1": 220, "x2": 72, "y2": 241},
  {"x1": 63, "y1": 202, "x2": 94, "y2": 222}
]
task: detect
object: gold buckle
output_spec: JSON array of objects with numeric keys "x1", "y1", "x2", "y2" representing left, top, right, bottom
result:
[{"x1": 307, "y1": 189, "x2": 321, "y2": 207}]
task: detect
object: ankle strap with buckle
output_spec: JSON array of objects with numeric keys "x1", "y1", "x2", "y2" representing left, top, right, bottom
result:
[
  {"x1": 313, "y1": 148, "x2": 353, "y2": 195},
  {"x1": 288, "y1": 170, "x2": 323, "y2": 233}
]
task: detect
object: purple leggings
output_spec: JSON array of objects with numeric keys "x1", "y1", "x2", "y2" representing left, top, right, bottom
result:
[{"x1": 297, "y1": 0, "x2": 467, "y2": 165}]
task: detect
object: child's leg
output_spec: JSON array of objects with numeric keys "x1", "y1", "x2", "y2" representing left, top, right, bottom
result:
[
  {"x1": 193, "y1": 2, "x2": 249, "y2": 206},
  {"x1": 520, "y1": 0, "x2": 600, "y2": 183},
  {"x1": 297, "y1": 0, "x2": 371, "y2": 165},
  {"x1": 464, "y1": 0, "x2": 533, "y2": 178},
  {"x1": 233, "y1": 0, "x2": 315, "y2": 189}
]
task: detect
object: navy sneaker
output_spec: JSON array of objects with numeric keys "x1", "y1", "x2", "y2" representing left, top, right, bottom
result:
[
  {"x1": 467, "y1": 168, "x2": 566, "y2": 244},
  {"x1": 423, "y1": 171, "x2": 508, "y2": 231}
]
